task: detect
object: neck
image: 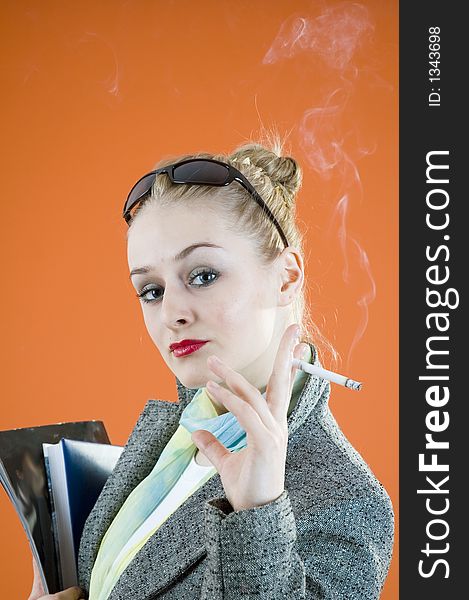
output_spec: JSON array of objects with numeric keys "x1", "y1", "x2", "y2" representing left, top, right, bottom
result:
[{"x1": 205, "y1": 388, "x2": 230, "y2": 416}]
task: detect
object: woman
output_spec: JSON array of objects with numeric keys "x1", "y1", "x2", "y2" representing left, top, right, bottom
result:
[{"x1": 29, "y1": 138, "x2": 394, "y2": 599}]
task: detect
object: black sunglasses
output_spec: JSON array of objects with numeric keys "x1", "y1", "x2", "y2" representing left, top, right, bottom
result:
[{"x1": 122, "y1": 158, "x2": 289, "y2": 248}]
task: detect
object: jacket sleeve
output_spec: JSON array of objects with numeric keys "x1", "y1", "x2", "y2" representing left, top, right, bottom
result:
[{"x1": 199, "y1": 487, "x2": 394, "y2": 599}]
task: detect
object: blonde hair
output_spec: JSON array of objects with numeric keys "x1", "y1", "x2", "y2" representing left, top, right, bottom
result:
[{"x1": 129, "y1": 131, "x2": 337, "y2": 366}]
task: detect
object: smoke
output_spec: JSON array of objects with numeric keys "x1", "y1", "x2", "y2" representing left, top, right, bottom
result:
[
  {"x1": 74, "y1": 31, "x2": 121, "y2": 98},
  {"x1": 263, "y1": 2, "x2": 374, "y2": 72},
  {"x1": 264, "y1": 2, "x2": 380, "y2": 367},
  {"x1": 330, "y1": 196, "x2": 376, "y2": 367}
]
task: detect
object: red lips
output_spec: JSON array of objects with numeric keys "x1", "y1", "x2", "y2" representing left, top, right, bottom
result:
[
  {"x1": 169, "y1": 339, "x2": 208, "y2": 352},
  {"x1": 170, "y1": 339, "x2": 209, "y2": 358}
]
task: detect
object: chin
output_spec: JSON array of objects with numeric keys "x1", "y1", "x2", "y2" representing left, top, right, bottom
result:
[
  {"x1": 172, "y1": 365, "x2": 209, "y2": 390},
  {"x1": 169, "y1": 345, "x2": 221, "y2": 388},
  {"x1": 177, "y1": 375, "x2": 207, "y2": 390}
]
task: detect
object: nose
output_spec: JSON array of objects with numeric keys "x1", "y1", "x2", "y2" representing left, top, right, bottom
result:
[{"x1": 159, "y1": 281, "x2": 194, "y2": 329}]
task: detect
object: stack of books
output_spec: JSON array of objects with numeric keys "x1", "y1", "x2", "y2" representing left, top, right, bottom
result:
[{"x1": 0, "y1": 421, "x2": 123, "y2": 595}]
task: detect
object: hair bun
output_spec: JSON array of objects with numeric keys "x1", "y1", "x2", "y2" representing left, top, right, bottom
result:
[{"x1": 229, "y1": 139, "x2": 302, "y2": 201}]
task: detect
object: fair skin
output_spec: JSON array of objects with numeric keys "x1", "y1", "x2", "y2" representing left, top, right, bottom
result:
[{"x1": 29, "y1": 198, "x2": 307, "y2": 599}]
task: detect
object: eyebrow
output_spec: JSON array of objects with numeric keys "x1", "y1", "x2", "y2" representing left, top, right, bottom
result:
[{"x1": 129, "y1": 242, "x2": 223, "y2": 279}]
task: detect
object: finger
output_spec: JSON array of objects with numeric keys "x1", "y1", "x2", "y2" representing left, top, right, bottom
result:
[
  {"x1": 267, "y1": 323, "x2": 300, "y2": 421},
  {"x1": 191, "y1": 429, "x2": 230, "y2": 472},
  {"x1": 205, "y1": 380, "x2": 268, "y2": 448},
  {"x1": 207, "y1": 355, "x2": 277, "y2": 430},
  {"x1": 54, "y1": 586, "x2": 84, "y2": 599},
  {"x1": 290, "y1": 342, "x2": 309, "y2": 384},
  {"x1": 30, "y1": 556, "x2": 46, "y2": 598},
  {"x1": 289, "y1": 342, "x2": 309, "y2": 398}
]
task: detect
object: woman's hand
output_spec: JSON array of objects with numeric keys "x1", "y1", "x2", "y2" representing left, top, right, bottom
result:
[
  {"x1": 191, "y1": 323, "x2": 307, "y2": 512},
  {"x1": 28, "y1": 556, "x2": 84, "y2": 600}
]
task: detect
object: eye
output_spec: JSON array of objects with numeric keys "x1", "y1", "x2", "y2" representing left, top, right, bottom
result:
[
  {"x1": 135, "y1": 268, "x2": 220, "y2": 304},
  {"x1": 136, "y1": 286, "x2": 163, "y2": 304},
  {"x1": 189, "y1": 268, "x2": 219, "y2": 286}
]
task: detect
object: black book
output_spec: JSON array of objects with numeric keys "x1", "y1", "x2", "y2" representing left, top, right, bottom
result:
[{"x1": 0, "y1": 421, "x2": 122, "y2": 595}]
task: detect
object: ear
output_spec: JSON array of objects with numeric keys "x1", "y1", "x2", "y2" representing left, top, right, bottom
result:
[{"x1": 276, "y1": 246, "x2": 304, "y2": 307}]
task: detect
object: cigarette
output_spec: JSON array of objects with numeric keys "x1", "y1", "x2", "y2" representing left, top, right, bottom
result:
[{"x1": 292, "y1": 358, "x2": 363, "y2": 391}]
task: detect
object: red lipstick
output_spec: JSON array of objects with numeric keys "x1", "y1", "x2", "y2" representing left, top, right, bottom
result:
[{"x1": 170, "y1": 339, "x2": 209, "y2": 357}]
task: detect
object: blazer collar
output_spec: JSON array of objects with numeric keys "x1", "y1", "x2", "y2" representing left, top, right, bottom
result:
[{"x1": 78, "y1": 342, "x2": 330, "y2": 598}]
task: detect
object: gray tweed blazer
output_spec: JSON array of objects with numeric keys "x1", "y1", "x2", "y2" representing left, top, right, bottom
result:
[{"x1": 77, "y1": 344, "x2": 394, "y2": 599}]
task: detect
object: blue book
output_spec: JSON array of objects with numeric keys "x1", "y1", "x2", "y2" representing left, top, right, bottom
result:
[{"x1": 43, "y1": 439, "x2": 123, "y2": 589}]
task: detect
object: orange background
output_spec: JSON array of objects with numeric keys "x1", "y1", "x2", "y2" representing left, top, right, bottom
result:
[{"x1": 0, "y1": 1, "x2": 398, "y2": 597}]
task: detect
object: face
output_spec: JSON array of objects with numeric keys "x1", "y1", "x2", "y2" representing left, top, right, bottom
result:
[{"x1": 127, "y1": 201, "x2": 290, "y2": 393}]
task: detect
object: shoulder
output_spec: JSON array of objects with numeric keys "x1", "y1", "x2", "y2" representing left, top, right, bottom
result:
[
  {"x1": 286, "y1": 405, "x2": 395, "y2": 550},
  {"x1": 295, "y1": 486, "x2": 394, "y2": 599},
  {"x1": 115, "y1": 397, "x2": 185, "y2": 455},
  {"x1": 288, "y1": 404, "x2": 390, "y2": 500}
]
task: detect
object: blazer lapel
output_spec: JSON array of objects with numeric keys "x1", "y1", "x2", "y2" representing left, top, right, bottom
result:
[
  {"x1": 78, "y1": 378, "x2": 198, "y2": 595},
  {"x1": 108, "y1": 466, "x2": 224, "y2": 598}
]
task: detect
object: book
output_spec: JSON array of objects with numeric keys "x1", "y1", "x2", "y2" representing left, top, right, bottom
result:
[
  {"x1": 0, "y1": 420, "x2": 115, "y2": 595},
  {"x1": 43, "y1": 439, "x2": 123, "y2": 589}
]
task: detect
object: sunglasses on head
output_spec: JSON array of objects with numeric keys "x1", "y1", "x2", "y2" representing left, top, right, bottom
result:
[{"x1": 122, "y1": 158, "x2": 289, "y2": 248}]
